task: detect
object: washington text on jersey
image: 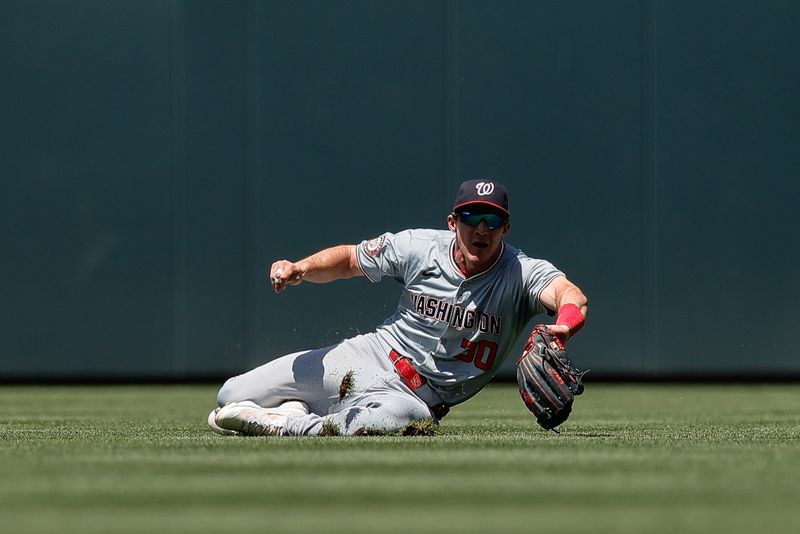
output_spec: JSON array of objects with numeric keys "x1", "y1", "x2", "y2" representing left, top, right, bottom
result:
[{"x1": 408, "y1": 292, "x2": 502, "y2": 335}]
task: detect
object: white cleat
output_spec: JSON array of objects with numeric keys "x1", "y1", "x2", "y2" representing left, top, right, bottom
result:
[
  {"x1": 213, "y1": 400, "x2": 309, "y2": 436},
  {"x1": 271, "y1": 400, "x2": 310, "y2": 418},
  {"x1": 215, "y1": 402, "x2": 286, "y2": 436},
  {"x1": 207, "y1": 407, "x2": 241, "y2": 436}
]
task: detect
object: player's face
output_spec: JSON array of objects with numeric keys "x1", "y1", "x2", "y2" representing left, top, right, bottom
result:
[{"x1": 448, "y1": 208, "x2": 510, "y2": 270}]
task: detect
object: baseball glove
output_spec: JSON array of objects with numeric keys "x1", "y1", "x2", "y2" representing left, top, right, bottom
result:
[{"x1": 516, "y1": 324, "x2": 586, "y2": 431}]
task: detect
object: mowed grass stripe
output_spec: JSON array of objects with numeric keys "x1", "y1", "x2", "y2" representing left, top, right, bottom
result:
[{"x1": 0, "y1": 383, "x2": 798, "y2": 533}]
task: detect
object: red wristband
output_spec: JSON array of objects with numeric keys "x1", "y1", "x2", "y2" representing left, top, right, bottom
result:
[{"x1": 556, "y1": 303, "x2": 585, "y2": 335}]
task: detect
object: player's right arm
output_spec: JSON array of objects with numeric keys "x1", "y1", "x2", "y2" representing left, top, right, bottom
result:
[
  {"x1": 538, "y1": 275, "x2": 589, "y2": 342},
  {"x1": 269, "y1": 244, "x2": 363, "y2": 294}
]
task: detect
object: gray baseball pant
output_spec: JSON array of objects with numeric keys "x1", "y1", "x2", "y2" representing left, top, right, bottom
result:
[{"x1": 216, "y1": 333, "x2": 435, "y2": 436}]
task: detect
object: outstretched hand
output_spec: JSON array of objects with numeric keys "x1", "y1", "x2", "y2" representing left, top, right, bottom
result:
[
  {"x1": 546, "y1": 323, "x2": 572, "y2": 345},
  {"x1": 269, "y1": 260, "x2": 305, "y2": 294}
]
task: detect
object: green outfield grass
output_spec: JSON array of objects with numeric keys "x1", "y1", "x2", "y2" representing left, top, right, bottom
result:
[{"x1": 0, "y1": 383, "x2": 798, "y2": 533}]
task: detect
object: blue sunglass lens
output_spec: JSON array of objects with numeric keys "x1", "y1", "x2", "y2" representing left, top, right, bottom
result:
[{"x1": 459, "y1": 212, "x2": 505, "y2": 230}]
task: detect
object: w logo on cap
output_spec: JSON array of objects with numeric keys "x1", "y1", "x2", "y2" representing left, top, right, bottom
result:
[
  {"x1": 475, "y1": 182, "x2": 495, "y2": 196},
  {"x1": 453, "y1": 178, "x2": 509, "y2": 215}
]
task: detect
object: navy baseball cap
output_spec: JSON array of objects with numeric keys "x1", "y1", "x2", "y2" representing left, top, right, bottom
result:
[{"x1": 452, "y1": 179, "x2": 510, "y2": 217}]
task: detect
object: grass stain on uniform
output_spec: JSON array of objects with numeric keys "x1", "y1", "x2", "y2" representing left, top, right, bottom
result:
[
  {"x1": 338, "y1": 370, "x2": 355, "y2": 401},
  {"x1": 318, "y1": 421, "x2": 341, "y2": 437}
]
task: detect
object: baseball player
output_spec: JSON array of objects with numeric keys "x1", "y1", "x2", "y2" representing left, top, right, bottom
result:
[{"x1": 208, "y1": 179, "x2": 588, "y2": 436}]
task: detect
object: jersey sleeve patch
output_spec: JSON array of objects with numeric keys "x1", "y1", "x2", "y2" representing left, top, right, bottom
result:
[{"x1": 363, "y1": 235, "x2": 387, "y2": 257}]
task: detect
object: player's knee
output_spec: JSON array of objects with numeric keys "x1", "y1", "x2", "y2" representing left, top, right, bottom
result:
[
  {"x1": 382, "y1": 397, "x2": 430, "y2": 421},
  {"x1": 216, "y1": 376, "x2": 243, "y2": 407},
  {"x1": 362, "y1": 399, "x2": 430, "y2": 431}
]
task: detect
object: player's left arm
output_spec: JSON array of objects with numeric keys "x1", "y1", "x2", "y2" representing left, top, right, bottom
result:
[
  {"x1": 538, "y1": 275, "x2": 589, "y2": 342},
  {"x1": 270, "y1": 245, "x2": 363, "y2": 294}
]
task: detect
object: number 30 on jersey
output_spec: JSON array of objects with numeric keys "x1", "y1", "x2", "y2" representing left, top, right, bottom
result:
[{"x1": 457, "y1": 339, "x2": 498, "y2": 371}]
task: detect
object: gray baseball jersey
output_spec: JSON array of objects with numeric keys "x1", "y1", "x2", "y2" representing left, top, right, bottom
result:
[{"x1": 357, "y1": 228, "x2": 563, "y2": 406}]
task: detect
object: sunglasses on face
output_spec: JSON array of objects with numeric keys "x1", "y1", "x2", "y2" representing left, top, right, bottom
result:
[{"x1": 457, "y1": 211, "x2": 507, "y2": 230}]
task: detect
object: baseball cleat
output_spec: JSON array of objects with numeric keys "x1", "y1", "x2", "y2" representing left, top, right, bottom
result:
[
  {"x1": 214, "y1": 400, "x2": 308, "y2": 436},
  {"x1": 207, "y1": 407, "x2": 241, "y2": 436},
  {"x1": 270, "y1": 400, "x2": 310, "y2": 418}
]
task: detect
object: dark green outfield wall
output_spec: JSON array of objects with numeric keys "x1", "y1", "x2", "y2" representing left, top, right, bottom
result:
[{"x1": 1, "y1": 1, "x2": 798, "y2": 380}]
